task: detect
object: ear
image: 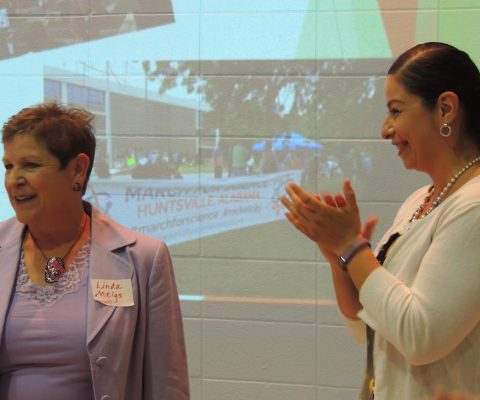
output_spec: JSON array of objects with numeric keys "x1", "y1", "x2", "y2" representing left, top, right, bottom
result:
[
  {"x1": 437, "y1": 91, "x2": 459, "y2": 123},
  {"x1": 72, "y1": 153, "x2": 90, "y2": 184}
]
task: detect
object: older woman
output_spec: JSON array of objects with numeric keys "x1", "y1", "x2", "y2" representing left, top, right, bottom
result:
[
  {"x1": 281, "y1": 42, "x2": 480, "y2": 399},
  {"x1": 0, "y1": 103, "x2": 189, "y2": 399}
]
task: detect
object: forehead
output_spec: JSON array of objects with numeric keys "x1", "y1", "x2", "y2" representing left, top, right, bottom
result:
[
  {"x1": 384, "y1": 74, "x2": 424, "y2": 106},
  {"x1": 385, "y1": 75, "x2": 407, "y2": 99},
  {"x1": 3, "y1": 132, "x2": 50, "y2": 158}
]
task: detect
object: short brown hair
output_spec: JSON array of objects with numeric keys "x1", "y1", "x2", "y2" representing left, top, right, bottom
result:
[{"x1": 2, "y1": 102, "x2": 96, "y2": 194}]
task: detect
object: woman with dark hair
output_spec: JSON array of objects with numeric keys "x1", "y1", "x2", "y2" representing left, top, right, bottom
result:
[
  {"x1": 0, "y1": 103, "x2": 189, "y2": 399},
  {"x1": 281, "y1": 42, "x2": 480, "y2": 399}
]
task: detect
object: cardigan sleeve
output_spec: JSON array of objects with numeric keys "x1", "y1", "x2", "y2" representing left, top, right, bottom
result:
[
  {"x1": 358, "y1": 201, "x2": 480, "y2": 365},
  {"x1": 342, "y1": 314, "x2": 367, "y2": 344},
  {"x1": 340, "y1": 188, "x2": 426, "y2": 343}
]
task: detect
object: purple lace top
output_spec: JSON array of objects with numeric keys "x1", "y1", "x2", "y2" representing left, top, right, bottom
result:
[{"x1": 0, "y1": 241, "x2": 94, "y2": 400}]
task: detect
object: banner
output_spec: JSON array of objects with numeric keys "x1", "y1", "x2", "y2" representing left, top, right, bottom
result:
[{"x1": 85, "y1": 170, "x2": 303, "y2": 245}]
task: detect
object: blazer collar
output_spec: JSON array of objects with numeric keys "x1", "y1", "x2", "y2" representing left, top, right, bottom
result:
[
  {"x1": 0, "y1": 204, "x2": 138, "y2": 346},
  {"x1": 86, "y1": 202, "x2": 138, "y2": 345},
  {"x1": 0, "y1": 219, "x2": 24, "y2": 342},
  {"x1": 86, "y1": 201, "x2": 137, "y2": 252}
]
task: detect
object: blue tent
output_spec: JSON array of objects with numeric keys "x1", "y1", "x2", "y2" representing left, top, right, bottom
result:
[
  {"x1": 252, "y1": 133, "x2": 322, "y2": 152},
  {"x1": 252, "y1": 140, "x2": 267, "y2": 152}
]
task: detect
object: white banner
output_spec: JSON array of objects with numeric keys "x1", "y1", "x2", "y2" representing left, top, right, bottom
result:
[{"x1": 85, "y1": 170, "x2": 303, "y2": 246}]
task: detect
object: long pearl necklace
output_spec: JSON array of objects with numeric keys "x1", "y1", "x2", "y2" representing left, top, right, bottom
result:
[{"x1": 410, "y1": 156, "x2": 480, "y2": 223}]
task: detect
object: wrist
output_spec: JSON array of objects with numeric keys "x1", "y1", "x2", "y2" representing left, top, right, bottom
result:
[{"x1": 337, "y1": 235, "x2": 370, "y2": 271}]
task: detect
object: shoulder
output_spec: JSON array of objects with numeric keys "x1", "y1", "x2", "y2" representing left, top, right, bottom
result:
[
  {"x1": 88, "y1": 202, "x2": 171, "y2": 265},
  {"x1": 453, "y1": 175, "x2": 480, "y2": 202},
  {"x1": 0, "y1": 217, "x2": 24, "y2": 246},
  {"x1": 436, "y1": 176, "x2": 480, "y2": 222},
  {"x1": 0, "y1": 216, "x2": 21, "y2": 231}
]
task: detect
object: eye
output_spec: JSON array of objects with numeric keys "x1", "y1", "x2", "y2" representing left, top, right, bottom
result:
[
  {"x1": 23, "y1": 162, "x2": 39, "y2": 169},
  {"x1": 388, "y1": 108, "x2": 400, "y2": 117},
  {"x1": 3, "y1": 163, "x2": 12, "y2": 171}
]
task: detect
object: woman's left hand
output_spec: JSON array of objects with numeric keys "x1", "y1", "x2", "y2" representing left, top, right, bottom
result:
[{"x1": 280, "y1": 180, "x2": 362, "y2": 255}]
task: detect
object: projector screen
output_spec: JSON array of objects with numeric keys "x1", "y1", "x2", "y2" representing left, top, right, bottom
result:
[
  {"x1": 2, "y1": 3, "x2": 479, "y2": 397},
  {"x1": 0, "y1": 1, "x2": 174, "y2": 61},
  {"x1": 0, "y1": 0, "x2": 475, "y2": 250}
]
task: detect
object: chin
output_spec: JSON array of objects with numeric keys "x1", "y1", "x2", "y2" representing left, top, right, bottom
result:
[
  {"x1": 13, "y1": 210, "x2": 36, "y2": 226},
  {"x1": 400, "y1": 156, "x2": 417, "y2": 171},
  {"x1": 14, "y1": 215, "x2": 31, "y2": 226},
  {"x1": 401, "y1": 160, "x2": 413, "y2": 170}
]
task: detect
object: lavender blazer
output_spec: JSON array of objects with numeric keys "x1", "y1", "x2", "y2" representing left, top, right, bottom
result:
[{"x1": 0, "y1": 202, "x2": 189, "y2": 400}]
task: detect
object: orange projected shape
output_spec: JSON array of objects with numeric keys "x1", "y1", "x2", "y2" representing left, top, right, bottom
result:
[{"x1": 377, "y1": 0, "x2": 418, "y2": 57}]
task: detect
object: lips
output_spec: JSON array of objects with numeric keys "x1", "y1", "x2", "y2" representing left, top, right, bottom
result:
[
  {"x1": 393, "y1": 141, "x2": 408, "y2": 155},
  {"x1": 13, "y1": 194, "x2": 36, "y2": 203}
]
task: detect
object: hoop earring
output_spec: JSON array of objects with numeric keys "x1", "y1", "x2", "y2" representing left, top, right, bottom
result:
[
  {"x1": 73, "y1": 182, "x2": 82, "y2": 192},
  {"x1": 440, "y1": 123, "x2": 452, "y2": 137}
]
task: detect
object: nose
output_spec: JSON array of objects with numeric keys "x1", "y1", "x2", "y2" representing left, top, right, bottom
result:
[
  {"x1": 381, "y1": 119, "x2": 394, "y2": 139},
  {"x1": 5, "y1": 167, "x2": 26, "y2": 187}
]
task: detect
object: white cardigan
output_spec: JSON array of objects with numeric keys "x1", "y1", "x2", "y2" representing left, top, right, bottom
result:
[{"x1": 347, "y1": 176, "x2": 480, "y2": 399}]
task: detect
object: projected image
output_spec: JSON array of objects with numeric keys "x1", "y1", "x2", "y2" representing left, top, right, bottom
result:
[
  {"x1": 0, "y1": 0, "x2": 450, "y2": 250},
  {"x1": 38, "y1": 59, "x2": 385, "y2": 246},
  {"x1": 0, "y1": 7, "x2": 447, "y2": 379},
  {"x1": 0, "y1": 0, "x2": 174, "y2": 60}
]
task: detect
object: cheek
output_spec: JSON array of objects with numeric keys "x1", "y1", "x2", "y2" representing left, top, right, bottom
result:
[
  {"x1": 396, "y1": 120, "x2": 419, "y2": 140},
  {"x1": 43, "y1": 175, "x2": 74, "y2": 199}
]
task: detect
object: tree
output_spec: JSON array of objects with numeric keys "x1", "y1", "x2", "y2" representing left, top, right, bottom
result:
[{"x1": 143, "y1": 59, "x2": 384, "y2": 141}]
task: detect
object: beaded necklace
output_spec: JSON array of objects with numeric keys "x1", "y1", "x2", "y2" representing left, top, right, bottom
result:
[{"x1": 410, "y1": 156, "x2": 480, "y2": 223}]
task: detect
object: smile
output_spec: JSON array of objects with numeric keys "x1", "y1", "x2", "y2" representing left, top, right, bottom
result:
[
  {"x1": 14, "y1": 194, "x2": 36, "y2": 203},
  {"x1": 394, "y1": 141, "x2": 408, "y2": 155}
]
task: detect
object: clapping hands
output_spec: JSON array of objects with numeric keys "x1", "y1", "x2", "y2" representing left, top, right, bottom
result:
[{"x1": 280, "y1": 180, "x2": 377, "y2": 257}]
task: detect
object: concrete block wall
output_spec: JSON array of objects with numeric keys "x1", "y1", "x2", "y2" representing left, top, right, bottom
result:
[{"x1": 1, "y1": 1, "x2": 480, "y2": 399}]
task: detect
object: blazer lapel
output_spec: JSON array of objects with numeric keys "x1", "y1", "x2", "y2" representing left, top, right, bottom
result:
[
  {"x1": 0, "y1": 220, "x2": 24, "y2": 342},
  {"x1": 86, "y1": 204, "x2": 137, "y2": 346},
  {"x1": 0, "y1": 208, "x2": 137, "y2": 347}
]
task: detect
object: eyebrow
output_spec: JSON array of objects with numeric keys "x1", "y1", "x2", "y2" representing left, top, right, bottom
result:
[
  {"x1": 2, "y1": 154, "x2": 41, "y2": 163},
  {"x1": 387, "y1": 100, "x2": 404, "y2": 108}
]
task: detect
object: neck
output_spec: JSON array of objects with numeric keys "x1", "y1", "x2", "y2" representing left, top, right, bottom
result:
[
  {"x1": 28, "y1": 209, "x2": 87, "y2": 250},
  {"x1": 430, "y1": 154, "x2": 480, "y2": 197}
]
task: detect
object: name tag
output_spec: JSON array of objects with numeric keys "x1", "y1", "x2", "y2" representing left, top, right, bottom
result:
[{"x1": 91, "y1": 279, "x2": 134, "y2": 307}]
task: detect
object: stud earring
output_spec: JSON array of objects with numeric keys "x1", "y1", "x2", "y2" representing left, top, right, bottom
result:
[
  {"x1": 73, "y1": 182, "x2": 82, "y2": 192},
  {"x1": 440, "y1": 123, "x2": 452, "y2": 137}
]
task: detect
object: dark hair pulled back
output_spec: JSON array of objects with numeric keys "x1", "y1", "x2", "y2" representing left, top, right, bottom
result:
[{"x1": 389, "y1": 42, "x2": 480, "y2": 146}]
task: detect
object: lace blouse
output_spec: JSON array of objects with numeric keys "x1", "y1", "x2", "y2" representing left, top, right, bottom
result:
[{"x1": 0, "y1": 240, "x2": 95, "y2": 400}]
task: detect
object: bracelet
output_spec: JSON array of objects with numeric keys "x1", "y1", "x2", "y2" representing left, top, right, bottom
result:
[{"x1": 337, "y1": 236, "x2": 370, "y2": 271}]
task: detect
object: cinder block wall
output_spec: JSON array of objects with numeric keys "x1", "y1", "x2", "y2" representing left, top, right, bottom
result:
[{"x1": 1, "y1": 1, "x2": 479, "y2": 399}]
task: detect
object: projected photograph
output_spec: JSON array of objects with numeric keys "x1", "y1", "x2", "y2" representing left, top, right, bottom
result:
[
  {"x1": 1, "y1": 2, "x2": 474, "y2": 397},
  {"x1": 0, "y1": 0, "x2": 174, "y2": 60},
  {"x1": 38, "y1": 58, "x2": 386, "y2": 247},
  {"x1": 0, "y1": 0, "x2": 448, "y2": 255}
]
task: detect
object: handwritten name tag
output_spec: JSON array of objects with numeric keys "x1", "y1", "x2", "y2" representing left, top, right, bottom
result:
[{"x1": 91, "y1": 279, "x2": 134, "y2": 307}]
